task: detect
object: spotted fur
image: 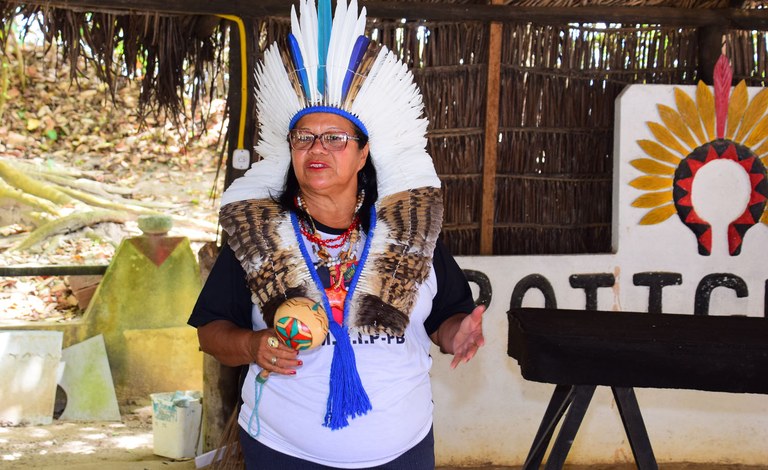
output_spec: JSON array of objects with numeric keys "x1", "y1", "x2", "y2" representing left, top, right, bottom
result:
[
  {"x1": 218, "y1": 187, "x2": 443, "y2": 336},
  {"x1": 220, "y1": 199, "x2": 322, "y2": 326}
]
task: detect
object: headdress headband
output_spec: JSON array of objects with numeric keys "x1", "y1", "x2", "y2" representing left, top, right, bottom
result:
[{"x1": 222, "y1": 0, "x2": 441, "y2": 205}]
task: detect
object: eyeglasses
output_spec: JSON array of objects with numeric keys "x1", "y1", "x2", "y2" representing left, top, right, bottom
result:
[{"x1": 288, "y1": 130, "x2": 360, "y2": 151}]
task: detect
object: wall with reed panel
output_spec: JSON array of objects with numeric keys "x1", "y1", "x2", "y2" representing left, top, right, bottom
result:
[
  {"x1": 249, "y1": 11, "x2": 768, "y2": 257},
  {"x1": 496, "y1": 23, "x2": 699, "y2": 255},
  {"x1": 728, "y1": 29, "x2": 768, "y2": 86},
  {"x1": 381, "y1": 20, "x2": 490, "y2": 255}
]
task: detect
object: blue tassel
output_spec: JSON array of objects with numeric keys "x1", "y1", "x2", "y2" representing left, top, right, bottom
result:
[
  {"x1": 317, "y1": 0, "x2": 332, "y2": 95},
  {"x1": 324, "y1": 322, "x2": 372, "y2": 430},
  {"x1": 341, "y1": 36, "x2": 371, "y2": 100},
  {"x1": 322, "y1": 205, "x2": 377, "y2": 429},
  {"x1": 289, "y1": 207, "x2": 377, "y2": 430},
  {"x1": 288, "y1": 33, "x2": 311, "y2": 99}
]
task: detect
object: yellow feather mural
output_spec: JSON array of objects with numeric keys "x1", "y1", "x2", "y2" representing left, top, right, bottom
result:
[
  {"x1": 737, "y1": 88, "x2": 768, "y2": 143},
  {"x1": 658, "y1": 104, "x2": 697, "y2": 149},
  {"x1": 630, "y1": 158, "x2": 676, "y2": 176},
  {"x1": 745, "y1": 114, "x2": 768, "y2": 148},
  {"x1": 675, "y1": 87, "x2": 706, "y2": 145},
  {"x1": 726, "y1": 81, "x2": 748, "y2": 140},
  {"x1": 637, "y1": 139, "x2": 682, "y2": 165},
  {"x1": 639, "y1": 204, "x2": 677, "y2": 225},
  {"x1": 630, "y1": 175, "x2": 673, "y2": 191},
  {"x1": 631, "y1": 190, "x2": 674, "y2": 208},
  {"x1": 756, "y1": 142, "x2": 768, "y2": 159},
  {"x1": 634, "y1": 72, "x2": 768, "y2": 233},
  {"x1": 647, "y1": 122, "x2": 691, "y2": 156},
  {"x1": 696, "y1": 81, "x2": 715, "y2": 141}
]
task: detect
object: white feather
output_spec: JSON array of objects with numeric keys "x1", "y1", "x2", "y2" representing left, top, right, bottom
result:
[
  {"x1": 289, "y1": 7, "x2": 307, "y2": 81},
  {"x1": 351, "y1": 49, "x2": 438, "y2": 196},
  {"x1": 302, "y1": 0, "x2": 319, "y2": 102}
]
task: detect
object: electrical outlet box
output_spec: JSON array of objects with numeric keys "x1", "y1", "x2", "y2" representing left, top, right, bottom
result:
[{"x1": 233, "y1": 149, "x2": 251, "y2": 170}]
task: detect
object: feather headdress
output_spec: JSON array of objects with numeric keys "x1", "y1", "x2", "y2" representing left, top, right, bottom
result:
[
  {"x1": 220, "y1": 0, "x2": 444, "y2": 431},
  {"x1": 222, "y1": 0, "x2": 441, "y2": 204}
]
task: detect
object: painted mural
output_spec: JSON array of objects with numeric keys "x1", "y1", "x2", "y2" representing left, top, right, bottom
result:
[
  {"x1": 630, "y1": 55, "x2": 768, "y2": 257},
  {"x1": 430, "y1": 55, "x2": 768, "y2": 466}
]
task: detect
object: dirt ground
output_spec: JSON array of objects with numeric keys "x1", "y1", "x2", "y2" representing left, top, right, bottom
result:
[
  {"x1": 2, "y1": 407, "x2": 765, "y2": 470},
  {"x1": 0, "y1": 404, "x2": 197, "y2": 469}
]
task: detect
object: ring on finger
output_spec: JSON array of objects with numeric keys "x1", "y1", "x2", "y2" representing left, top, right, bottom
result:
[
  {"x1": 270, "y1": 356, "x2": 278, "y2": 366},
  {"x1": 267, "y1": 336, "x2": 279, "y2": 349}
]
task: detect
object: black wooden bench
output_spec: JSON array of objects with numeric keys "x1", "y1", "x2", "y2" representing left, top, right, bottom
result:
[{"x1": 507, "y1": 307, "x2": 768, "y2": 469}]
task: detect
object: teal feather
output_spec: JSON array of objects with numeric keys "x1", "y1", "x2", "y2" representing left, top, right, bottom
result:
[{"x1": 317, "y1": 0, "x2": 332, "y2": 95}]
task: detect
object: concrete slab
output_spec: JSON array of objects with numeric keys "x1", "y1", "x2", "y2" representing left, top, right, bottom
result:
[{"x1": 58, "y1": 334, "x2": 120, "y2": 421}]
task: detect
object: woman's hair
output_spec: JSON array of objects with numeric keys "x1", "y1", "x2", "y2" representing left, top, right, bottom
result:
[{"x1": 277, "y1": 126, "x2": 378, "y2": 231}]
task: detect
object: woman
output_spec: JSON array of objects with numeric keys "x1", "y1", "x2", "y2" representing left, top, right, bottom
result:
[{"x1": 189, "y1": 1, "x2": 484, "y2": 468}]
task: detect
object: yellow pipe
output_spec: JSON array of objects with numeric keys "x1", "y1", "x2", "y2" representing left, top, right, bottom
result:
[{"x1": 217, "y1": 14, "x2": 248, "y2": 150}]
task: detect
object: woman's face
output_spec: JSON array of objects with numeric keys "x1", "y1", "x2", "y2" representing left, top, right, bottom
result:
[{"x1": 290, "y1": 112, "x2": 368, "y2": 198}]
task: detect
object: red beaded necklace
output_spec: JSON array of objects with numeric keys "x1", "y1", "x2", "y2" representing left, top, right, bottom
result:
[
  {"x1": 295, "y1": 191, "x2": 365, "y2": 324},
  {"x1": 299, "y1": 216, "x2": 359, "y2": 249},
  {"x1": 295, "y1": 193, "x2": 364, "y2": 241}
]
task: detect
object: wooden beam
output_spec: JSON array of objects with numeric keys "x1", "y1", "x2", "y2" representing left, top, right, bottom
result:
[
  {"x1": 480, "y1": 0, "x2": 503, "y2": 256},
  {"x1": 0, "y1": 265, "x2": 108, "y2": 276},
  {"x1": 18, "y1": 1, "x2": 768, "y2": 30}
]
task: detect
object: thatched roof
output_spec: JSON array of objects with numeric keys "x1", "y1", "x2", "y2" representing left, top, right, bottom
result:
[
  {"x1": 2, "y1": 0, "x2": 768, "y2": 255},
  {"x1": 1, "y1": 3, "x2": 226, "y2": 121}
]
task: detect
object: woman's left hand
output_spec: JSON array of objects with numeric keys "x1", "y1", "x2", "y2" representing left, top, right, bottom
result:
[{"x1": 448, "y1": 305, "x2": 486, "y2": 369}]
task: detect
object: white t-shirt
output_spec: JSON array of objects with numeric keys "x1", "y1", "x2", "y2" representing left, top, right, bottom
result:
[{"x1": 237, "y1": 232, "x2": 438, "y2": 468}]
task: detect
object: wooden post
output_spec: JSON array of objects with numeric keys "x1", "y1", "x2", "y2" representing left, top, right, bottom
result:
[
  {"x1": 204, "y1": 15, "x2": 256, "y2": 451},
  {"x1": 480, "y1": 0, "x2": 503, "y2": 255},
  {"x1": 698, "y1": 25, "x2": 726, "y2": 85},
  {"x1": 196, "y1": 242, "x2": 242, "y2": 452}
]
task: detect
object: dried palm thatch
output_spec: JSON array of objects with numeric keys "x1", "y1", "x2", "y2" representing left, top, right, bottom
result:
[
  {"x1": 507, "y1": 0, "x2": 731, "y2": 6},
  {"x1": 201, "y1": 406, "x2": 244, "y2": 470},
  {"x1": 0, "y1": 2, "x2": 228, "y2": 129}
]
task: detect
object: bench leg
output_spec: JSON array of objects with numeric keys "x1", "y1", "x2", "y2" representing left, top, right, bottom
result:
[
  {"x1": 612, "y1": 387, "x2": 658, "y2": 470},
  {"x1": 522, "y1": 384, "x2": 576, "y2": 469},
  {"x1": 544, "y1": 385, "x2": 596, "y2": 470}
]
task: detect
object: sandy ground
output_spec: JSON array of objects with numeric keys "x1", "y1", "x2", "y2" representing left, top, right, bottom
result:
[
  {"x1": 2, "y1": 405, "x2": 765, "y2": 470},
  {"x1": 0, "y1": 405, "x2": 197, "y2": 470}
]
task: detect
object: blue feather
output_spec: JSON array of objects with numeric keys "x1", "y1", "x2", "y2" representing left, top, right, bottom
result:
[
  {"x1": 317, "y1": 0, "x2": 332, "y2": 95},
  {"x1": 287, "y1": 33, "x2": 310, "y2": 99},
  {"x1": 341, "y1": 36, "x2": 371, "y2": 100}
]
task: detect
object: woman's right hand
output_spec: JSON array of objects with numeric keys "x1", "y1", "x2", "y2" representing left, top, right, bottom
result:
[
  {"x1": 252, "y1": 329, "x2": 302, "y2": 375},
  {"x1": 197, "y1": 319, "x2": 301, "y2": 374}
]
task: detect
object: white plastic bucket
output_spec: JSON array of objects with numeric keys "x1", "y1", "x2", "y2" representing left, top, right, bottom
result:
[
  {"x1": 150, "y1": 390, "x2": 203, "y2": 459},
  {"x1": 0, "y1": 330, "x2": 63, "y2": 426}
]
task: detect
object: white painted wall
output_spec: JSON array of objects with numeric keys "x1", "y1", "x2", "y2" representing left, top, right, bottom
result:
[{"x1": 429, "y1": 84, "x2": 768, "y2": 466}]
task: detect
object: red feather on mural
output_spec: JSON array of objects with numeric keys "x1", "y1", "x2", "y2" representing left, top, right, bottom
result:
[{"x1": 714, "y1": 54, "x2": 732, "y2": 139}]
